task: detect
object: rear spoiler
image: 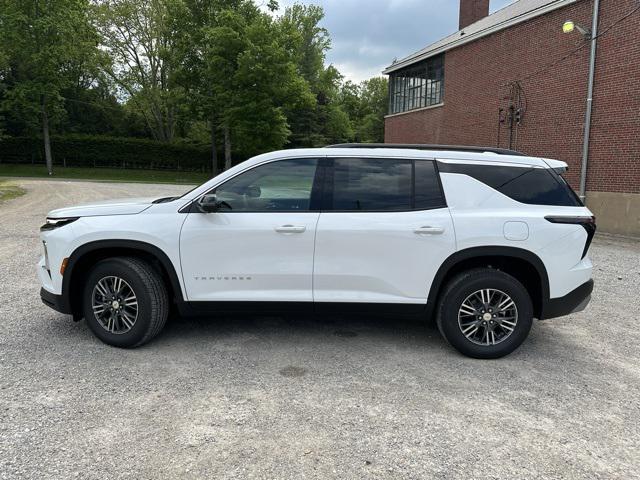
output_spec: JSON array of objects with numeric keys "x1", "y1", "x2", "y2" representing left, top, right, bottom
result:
[{"x1": 542, "y1": 158, "x2": 569, "y2": 174}]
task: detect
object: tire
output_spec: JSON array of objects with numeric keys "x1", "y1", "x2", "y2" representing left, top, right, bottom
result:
[
  {"x1": 82, "y1": 256, "x2": 169, "y2": 348},
  {"x1": 436, "y1": 268, "x2": 533, "y2": 359}
]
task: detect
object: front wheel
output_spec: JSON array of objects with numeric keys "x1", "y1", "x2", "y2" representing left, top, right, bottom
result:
[
  {"x1": 437, "y1": 268, "x2": 533, "y2": 359},
  {"x1": 82, "y1": 257, "x2": 169, "y2": 348}
]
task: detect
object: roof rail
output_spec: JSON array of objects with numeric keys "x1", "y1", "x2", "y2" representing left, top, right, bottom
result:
[{"x1": 326, "y1": 143, "x2": 526, "y2": 156}]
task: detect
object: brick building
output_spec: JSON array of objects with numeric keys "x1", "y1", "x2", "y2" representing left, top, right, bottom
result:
[{"x1": 383, "y1": 0, "x2": 640, "y2": 236}]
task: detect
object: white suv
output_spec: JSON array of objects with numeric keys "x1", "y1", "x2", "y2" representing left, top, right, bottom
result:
[{"x1": 38, "y1": 144, "x2": 595, "y2": 358}]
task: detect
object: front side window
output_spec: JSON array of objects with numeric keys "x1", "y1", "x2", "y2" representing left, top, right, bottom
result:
[
  {"x1": 328, "y1": 158, "x2": 446, "y2": 212},
  {"x1": 214, "y1": 158, "x2": 319, "y2": 212},
  {"x1": 389, "y1": 54, "x2": 444, "y2": 115}
]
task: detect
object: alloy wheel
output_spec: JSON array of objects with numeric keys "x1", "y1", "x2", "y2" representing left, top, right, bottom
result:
[
  {"x1": 457, "y1": 288, "x2": 518, "y2": 346},
  {"x1": 91, "y1": 276, "x2": 139, "y2": 334}
]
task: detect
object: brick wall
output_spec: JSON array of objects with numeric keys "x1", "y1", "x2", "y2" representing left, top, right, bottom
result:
[{"x1": 385, "y1": 0, "x2": 640, "y2": 194}]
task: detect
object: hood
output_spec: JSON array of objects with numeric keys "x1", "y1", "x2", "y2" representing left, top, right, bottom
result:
[{"x1": 47, "y1": 197, "x2": 158, "y2": 218}]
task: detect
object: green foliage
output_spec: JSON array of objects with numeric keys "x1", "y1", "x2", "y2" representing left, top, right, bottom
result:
[
  {"x1": 0, "y1": 134, "x2": 214, "y2": 171},
  {"x1": 280, "y1": 5, "x2": 348, "y2": 148},
  {"x1": 338, "y1": 76, "x2": 388, "y2": 143},
  {"x1": 0, "y1": 164, "x2": 208, "y2": 184},
  {"x1": 0, "y1": 0, "x2": 390, "y2": 171},
  {"x1": 0, "y1": 181, "x2": 26, "y2": 202},
  {"x1": 0, "y1": 0, "x2": 100, "y2": 132},
  {"x1": 279, "y1": 4, "x2": 330, "y2": 92},
  {"x1": 94, "y1": 0, "x2": 197, "y2": 142},
  {"x1": 174, "y1": 1, "x2": 314, "y2": 160}
]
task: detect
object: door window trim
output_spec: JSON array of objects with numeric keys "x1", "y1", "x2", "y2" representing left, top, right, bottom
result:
[{"x1": 322, "y1": 157, "x2": 448, "y2": 213}]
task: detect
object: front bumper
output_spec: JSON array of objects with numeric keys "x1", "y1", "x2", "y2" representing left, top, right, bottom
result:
[
  {"x1": 540, "y1": 279, "x2": 594, "y2": 320},
  {"x1": 40, "y1": 288, "x2": 72, "y2": 315}
]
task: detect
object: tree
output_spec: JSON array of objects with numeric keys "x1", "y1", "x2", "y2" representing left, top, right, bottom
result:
[
  {"x1": 0, "y1": 0, "x2": 99, "y2": 174},
  {"x1": 278, "y1": 4, "x2": 353, "y2": 148},
  {"x1": 61, "y1": 80, "x2": 130, "y2": 136},
  {"x1": 0, "y1": 44, "x2": 7, "y2": 138},
  {"x1": 338, "y1": 76, "x2": 388, "y2": 143},
  {"x1": 94, "y1": 0, "x2": 186, "y2": 142},
  {"x1": 175, "y1": 0, "x2": 313, "y2": 169},
  {"x1": 354, "y1": 76, "x2": 388, "y2": 143}
]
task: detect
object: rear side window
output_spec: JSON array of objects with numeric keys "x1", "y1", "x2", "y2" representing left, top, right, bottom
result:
[
  {"x1": 415, "y1": 160, "x2": 446, "y2": 209},
  {"x1": 332, "y1": 158, "x2": 412, "y2": 211},
  {"x1": 438, "y1": 162, "x2": 582, "y2": 207},
  {"x1": 327, "y1": 158, "x2": 446, "y2": 211}
]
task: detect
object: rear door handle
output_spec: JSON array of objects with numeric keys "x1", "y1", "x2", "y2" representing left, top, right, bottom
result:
[
  {"x1": 275, "y1": 225, "x2": 306, "y2": 234},
  {"x1": 414, "y1": 226, "x2": 445, "y2": 235}
]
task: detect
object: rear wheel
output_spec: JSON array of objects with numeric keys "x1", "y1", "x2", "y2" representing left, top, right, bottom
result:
[
  {"x1": 82, "y1": 257, "x2": 169, "y2": 348},
  {"x1": 437, "y1": 268, "x2": 533, "y2": 359}
]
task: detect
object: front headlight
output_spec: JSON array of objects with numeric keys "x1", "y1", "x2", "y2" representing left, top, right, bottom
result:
[{"x1": 40, "y1": 217, "x2": 79, "y2": 231}]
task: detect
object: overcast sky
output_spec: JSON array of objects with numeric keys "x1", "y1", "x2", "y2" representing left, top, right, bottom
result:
[{"x1": 269, "y1": 0, "x2": 517, "y2": 82}]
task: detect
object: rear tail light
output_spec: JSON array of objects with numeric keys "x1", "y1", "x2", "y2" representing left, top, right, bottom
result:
[{"x1": 545, "y1": 216, "x2": 596, "y2": 259}]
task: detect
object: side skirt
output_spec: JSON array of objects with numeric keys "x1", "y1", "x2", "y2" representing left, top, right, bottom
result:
[{"x1": 176, "y1": 301, "x2": 427, "y2": 317}]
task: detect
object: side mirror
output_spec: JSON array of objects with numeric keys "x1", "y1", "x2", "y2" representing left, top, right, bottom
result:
[
  {"x1": 245, "y1": 185, "x2": 261, "y2": 198},
  {"x1": 197, "y1": 194, "x2": 228, "y2": 213}
]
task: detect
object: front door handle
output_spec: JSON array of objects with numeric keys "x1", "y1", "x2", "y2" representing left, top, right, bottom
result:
[
  {"x1": 414, "y1": 226, "x2": 445, "y2": 235},
  {"x1": 275, "y1": 225, "x2": 306, "y2": 234}
]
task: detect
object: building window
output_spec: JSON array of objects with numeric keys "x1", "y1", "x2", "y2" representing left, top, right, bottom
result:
[{"x1": 388, "y1": 55, "x2": 444, "y2": 115}]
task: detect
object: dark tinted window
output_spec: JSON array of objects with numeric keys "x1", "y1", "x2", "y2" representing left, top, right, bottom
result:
[
  {"x1": 438, "y1": 163, "x2": 582, "y2": 207},
  {"x1": 415, "y1": 160, "x2": 447, "y2": 209},
  {"x1": 214, "y1": 158, "x2": 318, "y2": 211},
  {"x1": 329, "y1": 158, "x2": 446, "y2": 211},
  {"x1": 332, "y1": 158, "x2": 412, "y2": 211}
]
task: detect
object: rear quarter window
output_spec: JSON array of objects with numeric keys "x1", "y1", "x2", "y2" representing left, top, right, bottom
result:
[{"x1": 437, "y1": 162, "x2": 582, "y2": 207}]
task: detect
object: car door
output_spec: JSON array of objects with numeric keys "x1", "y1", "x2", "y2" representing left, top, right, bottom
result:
[
  {"x1": 180, "y1": 157, "x2": 322, "y2": 302},
  {"x1": 313, "y1": 157, "x2": 456, "y2": 304}
]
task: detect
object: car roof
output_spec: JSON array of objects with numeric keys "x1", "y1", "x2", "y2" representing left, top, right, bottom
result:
[{"x1": 251, "y1": 147, "x2": 562, "y2": 169}]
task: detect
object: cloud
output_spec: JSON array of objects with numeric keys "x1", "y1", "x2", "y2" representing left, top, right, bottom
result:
[{"x1": 269, "y1": 0, "x2": 517, "y2": 82}]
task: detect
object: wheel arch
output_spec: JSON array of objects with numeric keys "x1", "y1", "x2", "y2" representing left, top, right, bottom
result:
[
  {"x1": 426, "y1": 246, "x2": 550, "y2": 320},
  {"x1": 63, "y1": 240, "x2": 184, "y2": 317}
]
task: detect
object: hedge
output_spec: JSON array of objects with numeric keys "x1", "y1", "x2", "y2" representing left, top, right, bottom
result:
[{"x1": 0, "y1": 134, "x2": 220, "y2": 171}]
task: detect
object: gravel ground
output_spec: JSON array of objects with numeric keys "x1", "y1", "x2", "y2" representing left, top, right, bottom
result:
[{"x1": 1, "y1": 179, "x2": 639, "y2": 479}]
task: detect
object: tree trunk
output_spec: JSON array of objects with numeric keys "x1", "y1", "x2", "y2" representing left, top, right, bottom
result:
[
  {"x1": 223, "y1": 124, "x2": 232, "y2": 170},
  {"x1": 41, "y1": 96, "x2": 53, "y2": 175},
  {"x1": 210, "y1": 119, "x2": 218, "y2": 175}
]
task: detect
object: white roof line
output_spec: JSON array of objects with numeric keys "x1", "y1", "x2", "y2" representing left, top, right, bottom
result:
[{"x1": 383, "y1": 0, "x2": 578, "y2": 74}]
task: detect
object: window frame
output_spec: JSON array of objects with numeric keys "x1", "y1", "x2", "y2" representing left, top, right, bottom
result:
[
  {"x1": 322, "y1": 157, "x2": 448, "y2": 213},
  {"x1": 198, "y1": 157, "x2": 326, "y2": 213},
  {"x1": 388, "y1": 54, "x2": 445, "y2": 115}
]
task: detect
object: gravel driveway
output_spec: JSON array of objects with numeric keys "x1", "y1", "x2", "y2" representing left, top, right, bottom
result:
[{"x1": 1, "y1": 179, "x2": 639, "y2": 479}]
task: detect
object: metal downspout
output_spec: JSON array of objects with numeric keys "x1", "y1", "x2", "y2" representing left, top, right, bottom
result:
[{"x1": 579, "y1": 0, "x2": 601, "y2": 200}]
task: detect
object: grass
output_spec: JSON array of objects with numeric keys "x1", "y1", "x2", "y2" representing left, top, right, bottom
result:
[
  {"x1": 0, "y1": 180, "x2": 27, "y2": 203},
  {"x1": 0, "y1": 164, "x2": 209, "y2": 184}
]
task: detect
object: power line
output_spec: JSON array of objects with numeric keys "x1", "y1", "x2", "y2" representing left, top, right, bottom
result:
[{"x1": 504, "y1": 2, "x2": 640, "y2": 86}]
